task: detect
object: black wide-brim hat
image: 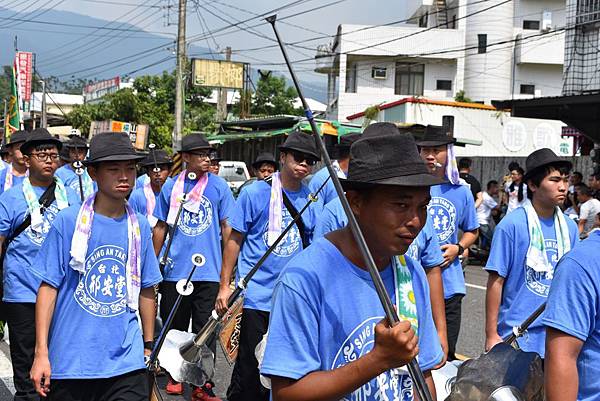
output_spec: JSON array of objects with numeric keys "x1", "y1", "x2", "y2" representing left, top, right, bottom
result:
[
  {"x1": 278, "y1": 130, "x2": 320, "y2": 160},
  {"x1": 140, "y1": 149, "x2": 173, "y2": 167},
  {"x1": 252, "y1": 152, "x2": 278, "y2": 170},
  {"x1": 7, "y1": 130, "x2": 29, "y2": 146},
  {"x1": 341, "y1": 132, "x2": 446, "y2": 189},
  {"x1": 180, "y1": 133, "x2": 212, "y2": 152},
  {"x1": 65, "y1": 135, "x2": 89, "y2": 149},
  {"x1": 415, "y1": 125, "x2": 456, "y2": 147},
  {"x1": 84, "y1": 132, "x2": 145, "y2": 165},
  {"x1": 21, "y1": 128, "x2": 63, "y2": 154},
  {"x1": 524, "y1": 148, "x2": 572, "y2": 180}
]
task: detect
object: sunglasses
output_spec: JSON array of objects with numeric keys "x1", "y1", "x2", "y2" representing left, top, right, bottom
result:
[{"x1": 289, "y1": 151, "x2": 319, "y2": 166}]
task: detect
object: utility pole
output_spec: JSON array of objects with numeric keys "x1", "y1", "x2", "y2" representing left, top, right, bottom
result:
[
  {"x1": 216, "y1": 46, "x2": 231, "y2": 122},
  {"x1": 40, "y1": 80, "x2": 47, "y2": 128},
  {"x1": 173, "y1": 0, "x2": 186, "y2": 151}
]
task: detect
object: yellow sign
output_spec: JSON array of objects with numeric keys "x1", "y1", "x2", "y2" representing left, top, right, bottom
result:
[{"x1": 192, "y1": 59, "x2": 244, "y2": 89}]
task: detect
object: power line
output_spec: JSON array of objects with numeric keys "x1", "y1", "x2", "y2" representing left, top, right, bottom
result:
[
  {"x1": 79, "y1": 0, "x2": 165, "y2": 7},
  {"x1": 4, "y1": 0, "x2": 68, "y2": 29}
]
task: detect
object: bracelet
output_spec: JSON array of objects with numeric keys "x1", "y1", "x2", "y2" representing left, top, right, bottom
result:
[
  {"x1": 144, "y1": 340, "x2": 154, "y2": 350},
  {"x1": 456, "y1": 243, "x2": 464, "y2": 255}
]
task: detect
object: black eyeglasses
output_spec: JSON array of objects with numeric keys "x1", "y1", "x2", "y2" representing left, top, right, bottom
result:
[
  {"x1": 30, "y1": 152, "x2": 60, "y2": 162},
  {"x1": 289, "y1": 151, "x2": 318, "y2": 166},
  {"x1": 189, "y1": 151, "x2": 211, "y2": 159}
]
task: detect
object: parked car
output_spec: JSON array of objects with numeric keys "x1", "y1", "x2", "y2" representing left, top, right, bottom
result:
[{"x1": 218, "y1": 161, "x2": 250, "y2": 196}]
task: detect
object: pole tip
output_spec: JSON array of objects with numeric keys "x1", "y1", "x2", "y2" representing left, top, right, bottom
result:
[{"x1": 265, "y1": 14, "x2": 277, "y2": 24}]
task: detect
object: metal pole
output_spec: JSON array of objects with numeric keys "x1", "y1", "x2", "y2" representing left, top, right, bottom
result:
[
  {"x1": 216, "y1": 46, "x2": 231, "y2": 122},
  {"x1": 266, "y1": 15, "x2": 433, "y2": 401},
  {"x1": 41, "y1": 80, "x2": 47, "y2": 129},
  {"x1": 173, "y1": 0, "x2": 186, "y2": 151}
]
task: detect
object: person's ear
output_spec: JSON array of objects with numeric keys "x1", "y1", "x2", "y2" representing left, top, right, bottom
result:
[
  {"x1": 23, "y1": 155, "x2": 31, "y2": 169},
  {"x1": 88, "y1": 165, "x2": 98, "y2": 181},
  {"x1": 345, "y1": 190, "x2": 364, "y2": 219}
]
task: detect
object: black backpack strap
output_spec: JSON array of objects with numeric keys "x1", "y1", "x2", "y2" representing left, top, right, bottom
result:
[
  {"x1": 6, "y1": 181, "x2": 57, "y2": 245},
  {"x1": 264, "y1": 177, "x2": 309, "y2": 249}
]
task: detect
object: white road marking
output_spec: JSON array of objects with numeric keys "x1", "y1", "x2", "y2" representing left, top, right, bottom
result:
[{"x1": 466, "y1": 283, "x2": 486, "y2": 291}]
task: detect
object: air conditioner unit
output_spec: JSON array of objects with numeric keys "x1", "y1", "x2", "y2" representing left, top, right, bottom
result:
[
  {"x1": 542, "y1": 10, "x2": 552, "y2": 31},
  {"x1": 372, "y1": 67, "x2": 387, "y2": 80}
]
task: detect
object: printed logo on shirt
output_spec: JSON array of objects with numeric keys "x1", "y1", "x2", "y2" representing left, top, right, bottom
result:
[
  {"x1": 406, "y1": 239, "x2": 420, "y2": 261},
  {"x1": 178, "y1": 196, "x2": 213, "y2": 237},
  {"x1": 74, "y1": 245, "x2": 128, "y2": 317},
  {"x1": 525, "y1": 239, "x2": 558, "y2": 297},
  {"x1": 261, "y1": 208, "x2": 301, "y2": 258},
  {"x1": 429, "y1": 197, "x2": 457, "y2": 242},
  {"x1": 332, "y1": 317, "x2": 414, "y2": 401},
  {"x1": 25, "y1": 203, "x2": 59, "y2": 245}
]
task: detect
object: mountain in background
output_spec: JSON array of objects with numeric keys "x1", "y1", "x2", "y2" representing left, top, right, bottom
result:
[{"x1": 0, "y1": 7, "x2": 326, "y2": 102}]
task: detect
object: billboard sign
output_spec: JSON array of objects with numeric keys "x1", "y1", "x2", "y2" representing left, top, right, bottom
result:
[
  {"x1": 16, "y1": 52, "x2": 33, "y2": 112},
  {"x1": 83, "y1": 77, "x2": 120, "y2": 103},
  {"x1": 89, "y1": 119, "x2": 149, "y2": 150},
  {"x1": 192, "y1": 59, "x2": 244, "y2": 89}
]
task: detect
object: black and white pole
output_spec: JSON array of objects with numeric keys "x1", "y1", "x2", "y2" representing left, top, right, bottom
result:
[
  {"x1": 265, "y1": 14, "x2": 434, "y2": 401},
  {"x1": 72, "y1": 142, "x2": 85, "y2": 202}
]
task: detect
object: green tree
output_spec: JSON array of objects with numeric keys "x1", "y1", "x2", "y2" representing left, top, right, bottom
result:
[
  {"x1": 454, "y1": 90, "x2": 473, "y2": 103},
  {"x1": 250, "y1": 73, "x2": 302, "y2": 116}
]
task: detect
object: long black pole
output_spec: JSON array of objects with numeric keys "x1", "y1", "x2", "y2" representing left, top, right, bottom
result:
[
  {"x1": 504, "y1": 303, "x2": 546, "y2": 346},
  {"x1": 266, "y1": 14, "x2": 433, "y2": 401},
  {"x1": 179, "y1": 176, "x2": 330, "y2": 361}
]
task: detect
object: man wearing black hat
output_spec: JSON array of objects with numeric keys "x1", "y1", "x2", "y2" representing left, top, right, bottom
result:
[
  {"x1": 0, "y1": 141, "x2": 9, "y2": 168},
  {"x1": 308, "y1": 132, "x2": 361, "y2": 207},
  {"x1": 209, "y1": 150, "x2": 222, "y2": 176},
  {"x1": 216, "y1": 131, "x2": 321, "y2": 401},
  {"x1": 260, "y1": 132, "x2": 443, "y2": 400},
  {"x1": 485, "y1": 148, "x2": 578, "y2": 358},
  {"x1": 30, "y1": 132, "x2": 162, "y2": 401},
  {"x1": 129, "y1": 149, "x2": 173, "y2": 228},
  {"x1": 417, "y1": 125, "x2": 479, "y2": 361},
  {"x1": 237, "y1": 152, "x2": 279, "y2": 195},
  {"x1": 55, "y1": 135, "x2": 97, "y2": 200},
  {"x1": 0, "y1": 130, "x2": 29, "y2": 195},
  {"x1": 152, "y1": 133, "x2": 235, "y2": 399},
  {"x1": 0, "y1": 128, "x2": 80, "y2": 401}
]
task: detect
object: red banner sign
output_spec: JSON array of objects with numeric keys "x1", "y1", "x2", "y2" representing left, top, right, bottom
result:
[{"x1": 16, "y1": 52, "x2": 33, "y2": 102}]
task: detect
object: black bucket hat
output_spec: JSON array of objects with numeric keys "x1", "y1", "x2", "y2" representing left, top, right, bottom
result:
[
  {"x1": 363, "y1": 122, "x2": 401, "y2": 138},
  {"x1": 278, "y1": 131, "x2": 320, "y2": 160},
  {"x1": 140, "y1": 149, "x2": 173, "y2": 167},
  {"x1": 341, "y1": 133, "x2": 445, "y2": 189},
  {"x1": 252, "y1": 152, "x2": 278, "y2": 170},
  {"x1": 415, "y1": 125, "x2": 456, "y2": 147},
  {"x1": 21, "y1": 128, "x2": 63, "y2": 155},
  {"x1": 524, "y1": 148, "x2": 572, "y2": 181},
  {"x1": 181, "y1": 134, "x2": 212, "y2": 152},
  {"x1": 7, "y1": 130, "x2": 29, "y2": 146},
  {"x1": 209, "y1": 150, "x2": 222, "y2": 162},
  {"x1": 84, "y1": 132, "x2": 145, "y2": 165},
  {"x1": 65, "y1": 135, "x2": 89, "y2": 149}
]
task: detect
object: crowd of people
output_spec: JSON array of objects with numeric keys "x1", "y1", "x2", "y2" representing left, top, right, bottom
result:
[{"x1": 0, "y1": 123, "x2": 597, "y2": 401}]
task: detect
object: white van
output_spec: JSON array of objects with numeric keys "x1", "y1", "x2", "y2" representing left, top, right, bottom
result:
[{"x1": 218, "y1": 161, "x2": 250, "y2": 195}]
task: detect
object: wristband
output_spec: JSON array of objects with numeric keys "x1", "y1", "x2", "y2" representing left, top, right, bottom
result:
[
  {"x1": 144, "y1": 340, "x2": 154, "y2": 350},
  {"x1": 456, "y1": 243, "x2": 464, "y2": 256}
]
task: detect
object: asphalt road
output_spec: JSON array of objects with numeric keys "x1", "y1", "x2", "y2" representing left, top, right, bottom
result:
[{"x1": 0, "y1": 265, "x2": 489, "y2": 401}]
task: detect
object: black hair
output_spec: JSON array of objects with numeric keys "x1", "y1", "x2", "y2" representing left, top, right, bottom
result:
[
  {"x1": 590, "y1": 171, "x2": 600, "y2": 181},
  {"x1": 337, "y1": 147, "x2": 351, "y2": 160},
  {"x1": 458, "y1": 158, "x2": 472, "y2": 170},
  {"x1": 572, "y1": 171, "x2": 583, "y2": 179},
  {"x1": 526, "y1": 163, "x2": 571, "y2": 199},
  {"x1": 509, "y1": 167, "x2": 525, "y2": 202},
  {"x1": 487, "y1": 180, "x2": 498, "y2": 190},
  {"x1": 578, "y1": 185, "x2": 594, "y2": 197},
  {"x1": 508, "y1": 161, "x2": 520, "y2": 172},
  {"x1": 23, "y1": 143, "x2": 58, "y2": 156}
]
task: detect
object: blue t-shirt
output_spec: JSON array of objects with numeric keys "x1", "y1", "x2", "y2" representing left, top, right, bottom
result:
[
  {"x1": 308, "y1": 166, "x2": 338, "y2": 208},
  {"x1": 230, "y1": 180, "x2": 319, "y2": 312},
  {"x1": 542, "y1": 230, "x2": 600, "y2": 401},
  {"x1": 429, "y1": 183, "x2": 479, "y2": 298},
  {"x1": 30, "y1": 205, "x2": 162, "y2": 379},
  {"x1": 55, "y1": 164, "x2": 98, "y2": 196},
  {"x1": 486, "y1": 207, "x2": 578, "y2": 357},
  {"x1": 315, "y1": 197, "x2": 444, "y2": 269},
  {"x1": 154, "y1": 173, "x2": 235, "y2": 282},
  {"x1": 0, "y1": 184, "x2": 80, "y2": 303},
  {"x1": 135, "y1": 174, "x2": 149, "y2": 189},
  {"x1": 0, "y1": 167, "x2": 26, "y2": 195},
  {"x1": 129, "y1": 187, "x2": 159, "y2": 218},
  {"x1": 261, "y1": 237, "x2": 443, "y2": 400}
]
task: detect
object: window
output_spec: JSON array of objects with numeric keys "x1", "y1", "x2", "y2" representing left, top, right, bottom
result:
[
  {"x1": 478, "y1": 34, "x2": 487, "y2": 54},
  {"x1": 395, "y1": 63, "x2": 424, "y2": 95},
  {"x1": 345, "y1": 63, "x2": 357, "y2": 93},
  {"x1": 523, "y1": 20, "x2": 540, "y2": 30},
  {"x1": 520, "y1": 84, "x2": 535, "y2": 95},
  {"x1": 436, "y1": 80, "x2": 452, "y2": 91}
]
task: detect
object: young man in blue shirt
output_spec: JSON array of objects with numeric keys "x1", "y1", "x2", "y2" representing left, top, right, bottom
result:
[
  {"x1": 0, "y1": 129, "x2": 80, "y2": 401},
  {"x1": 0, "y1": 130, "x2": 29, "y2": 195},
  {"x1": 55, "y1": 135, "x2": 96, "y2": 199},
  {"x1": 152, "y1": 133, "x2": 235, "y2": 400},
  {"x1": 417, "y1": 125, "x2": 480, "y2": 361},
  {"x1": 29, "y1": 132, "x2": 162, "y2": 401},
  {"x1": 543, "y1": 229, "x2": 600, "y2": 401},
  {"x1": 261, "y1": 130, "x2": 444, "y2": 401},
  {"x1": 216, "y1": 131, "x2": 321, "y2": 401},
  {"x1": 485, "y1": 148, "x2": 578, "y2": 357}
]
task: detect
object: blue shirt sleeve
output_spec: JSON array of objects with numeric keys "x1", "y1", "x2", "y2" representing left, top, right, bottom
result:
[
  {"x1": 138, "y1": 215, "x2": 162, "y2": 288},
  {"x1": 314, "y1": 204, "x2": 338, "y2": 239},
  {"x1": 459, "y1": 186, "x2": 480, "y2": 232},
  {"x1": 128, "y1": 189, "x2": 147, "y2": 216},
  {"x1": 485, "y1": 225, "x2": 513, "y2": 277},
  {"x1": 217, "y1": 179, "x2": 235, "y2": 223},
  {"x1": 419, "y1": 220, "x2": 444, "y2": 269},
  {"x1": 229, "y1": 187, "x2": 257, "y2": 235},
  {"x1": 0, "y1": 191, "x2": 13, "y2": 237},
  {"x1": 0, "y1": 169, "x2": 7, "y2": 195},
  {"x1": 30, "y1": 216, "x2": 67, "y2": 288},
  {"x1": 261, "y1": 281, "x2": 322, "y2": 380},
  {"x1": 542, "y1": 256, "x2": 597, "y2": 342}
]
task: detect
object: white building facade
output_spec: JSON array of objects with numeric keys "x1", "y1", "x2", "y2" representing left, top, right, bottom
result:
[{"x1": 316, "y1": 0, "x2": 566, "y2": 122}]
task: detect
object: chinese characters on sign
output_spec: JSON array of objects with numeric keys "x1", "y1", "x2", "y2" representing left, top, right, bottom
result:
[
  {"x1": 192, "y1": 59, "x2": 245, "y2": 89},
  {"x1": 16, "y1": 52, "x2": 33, "y2": 113}
]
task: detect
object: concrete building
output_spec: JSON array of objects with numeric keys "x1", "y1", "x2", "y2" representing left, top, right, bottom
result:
[{"x1": 315, "y1": 0, "x2": 566, "y2": 122}]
